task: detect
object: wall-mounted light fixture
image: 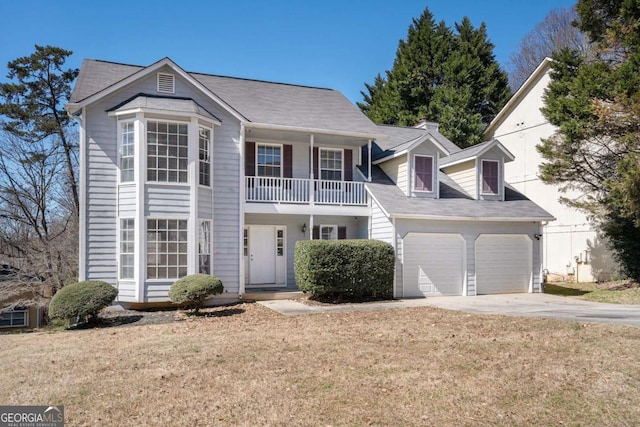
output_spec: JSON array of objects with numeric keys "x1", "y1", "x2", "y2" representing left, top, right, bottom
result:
[
  {"x1": 301, "y1": 223, "x2": 307, "y2": 233},
  {"x1": 534, "y1": 233, "x2": 542, "y2": 240}
]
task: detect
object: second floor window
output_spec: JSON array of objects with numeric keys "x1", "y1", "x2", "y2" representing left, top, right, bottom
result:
[
  {"x1": 147, "y1": 121, "x2": 188, "y2": 183},
  {"x1": 257, "y1": 144, "x2": 282, "y2": 177},
  {"x1": 320, "y1": 148, "x2": 342, "y2": 181},
  {"x1": 481, "y1": 160, "x2": 499, "y2": 195},
  {"x1": 414, "y1": 155, "x2": 434, "y2": 192},
  {"x1": 199, "y1": 127, "x2": 211, "y2": 186},
  {"x1": 120, "y1": 122, "x2": 135, "y2": 182}
]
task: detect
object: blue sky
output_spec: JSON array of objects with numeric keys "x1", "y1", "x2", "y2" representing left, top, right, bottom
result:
[{"x1": 1, "y1": 0, "x2": 576, "y2": 104}]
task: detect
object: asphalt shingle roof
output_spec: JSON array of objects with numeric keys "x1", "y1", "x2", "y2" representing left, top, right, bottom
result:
[
  {"x1": 371, "y1": 125, "x2": 461, "y2": 161},
  {"x1": 366, "y1": 165, "x2": 554, "y2": 221},
  {"x1": 70, "y1": 59, "x2": 380, "y2": 135}
]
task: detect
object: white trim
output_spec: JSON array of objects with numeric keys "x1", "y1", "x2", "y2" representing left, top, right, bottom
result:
[
  {"x1": 188, "y1": 117, "x2": 199, "y2": 276},
  {"x1": 389, "y1": 213, "x2": 555, "y2": 222},
  {"x1": 319, "y1": 224, "x2": 338, "y2": 240},
  {"x1": 134, "y1": 113, "x2": 145, "y2": 302},
  {"x1": 108, "y1": 107, "x2": 221, "y2": 127},
  {"x1": 412, "y1": 154, "x2": 435, "y2": 193},
  {"x1": 391, "y1": 216, "x2": 397, "y2": 299},
  {"x1": 78, "y1": 107, "x2": 87, "y2": 281},
  {"x1": 0, "y1": 308, "x2": 28, "y2": 328},
  {"x1": 372, "y1": 134, "x2": 451, "y2": 165},
  {"x1": 67, "y1": 57, "x2": 246, "y2": 122},
  {"x1": 439, "y1": 140, "x2": 515, "y2": 170},
  {"x1": 255, "y1": 142, "x2": 284, "y2": 177},
  {"x1": 239, "y1": 125, "x2": 246, "y2": 296},
  {"x1": 318, "y1": 147, "x2": 344, "y2": 181},
  {"x1": 480, "y1": 159, "x2": 500, "y2": 196}
]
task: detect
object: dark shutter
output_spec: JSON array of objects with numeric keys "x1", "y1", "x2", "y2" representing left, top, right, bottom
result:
[
  {"x1": 312, "y1": 226, "x2": 320, "y2": 240},
  {"x1": 312, "y1": 147, "x2": 319, "y2": 179},
  {"x1": 338, "y1": 226, "x2": 347, "y2": 240},
  {"x1": 344, "y1": 149, "x2": 353, "y2": 181},
  {"x1": 245, "y1": 141, "x2": 255, "y2": 176},
  {"x1": 283, "y1": 144, "x2": 293, "y2": 178}
]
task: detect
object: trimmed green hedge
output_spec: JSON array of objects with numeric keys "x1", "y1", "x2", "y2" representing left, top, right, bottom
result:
[
  {"x1": 294, "y1": 239, "x2": 394, "y2": 299},
  {"x1": 169, "y1": 274, "x2": 223, "y2": 314},
  {"x1": 49, "y1": 280, "x2": 118, "y2": 324}
]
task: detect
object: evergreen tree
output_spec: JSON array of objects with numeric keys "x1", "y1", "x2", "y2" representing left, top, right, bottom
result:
[
  {"x1": 358, "y1": 7, "x2": 510, "y2": 148},
  {"x1": 540, "y1": 0, "x2": 640, "y2": 281}
]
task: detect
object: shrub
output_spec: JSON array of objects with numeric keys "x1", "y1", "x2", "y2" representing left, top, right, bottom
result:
[
  {"x1": 169, "y1": 274, "x2": 224, "y2": 314},
  {"x1": 48, "y1": 280, "x2": 118, "y2": 325},
  {"x1": 294, "y1": 239, "x2": 394, "y2": 299}
]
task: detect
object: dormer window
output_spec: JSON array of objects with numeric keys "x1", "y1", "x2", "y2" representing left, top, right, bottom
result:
[
  {"x1": 481, "y1": 160, "x2": 499, "y2": 195},
  {"x1": 414, "y1": 155, "x2": 434, "y2": 192},
  {"x1": 157, "y1": 73, "x2": 175, "y2": 94}
]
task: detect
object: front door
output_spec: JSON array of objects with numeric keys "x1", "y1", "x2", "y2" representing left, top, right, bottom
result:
[{"x1": 249, "y1": 226, "x2": 277, "y2": 285}]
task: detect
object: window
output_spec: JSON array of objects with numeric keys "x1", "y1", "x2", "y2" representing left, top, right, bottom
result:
[
  {"x1": 147, "y1": 121, "x2": 188, "y2": 183},
  {"x1": 147, "y1": 219, "x2": 188, "y2": 279},
  {"x1": 0, "y1": 308, "x2": 27, "y2": 328},
  {"x1": 243, "y1": 228, "x2": 248, "y2": 257},
  {"x1": 199, "y1": 220, "x2": 211, "y2": 274},
  {"x1": 199, "y1": 127, "x2": 211, "y2": 186},
  {"x1": 320, "y1": 225, "x2": 337, "y2": 240},
  {"x1": 481, "y1": 160, "x2": 499, "y2": 195},
  {"x1": 319, "y1": 149, "x2": 342, "y2": 181},
  {"x1": 277, "y1": 229, "x2": 284, "y2": 256},
  {"x1": 257, "y1": 144, "x2": 281, "y2": 177},
  {"x1": 120, "y1": 219, "x2": 135, "y2": 279},
  {"x1": 120, "y1": 122, "x2": 135, "y2": 182},
  {"x1": 414, "y1": 155, "x2": 433, "y2": 192}
]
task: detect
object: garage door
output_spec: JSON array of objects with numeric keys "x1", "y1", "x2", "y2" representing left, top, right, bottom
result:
[
  {"x1": 403, "y1": 233, "x2": 465, "y2": 297},
  {"x1": 476, "y1": 235, "x2": 532, "y2": 294}
]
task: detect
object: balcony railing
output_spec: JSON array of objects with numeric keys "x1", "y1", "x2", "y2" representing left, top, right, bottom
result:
[{"x1": 245, "y1": 176, "x2": 368, "y2": 206}]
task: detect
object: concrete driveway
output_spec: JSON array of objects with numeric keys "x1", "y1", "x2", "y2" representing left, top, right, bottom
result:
[
  {"x1": 260, "y1": 293, "x2": 640, "y2": 327},
  {"x1": 421, "y1": 293, "x2": 640, "y2": 327}
]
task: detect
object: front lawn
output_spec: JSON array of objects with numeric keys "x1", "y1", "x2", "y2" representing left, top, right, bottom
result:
[
  {"x1": 1, "y1": 303, "x2": 639, "y2": 426},
  {"x1": 545, "y1": 281, "x2": 640, "y2": 304}
]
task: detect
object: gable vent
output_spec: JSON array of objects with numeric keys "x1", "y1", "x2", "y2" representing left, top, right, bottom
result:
[{"x1": 157, "y1": 73, "x2": 175, "y2": 94}]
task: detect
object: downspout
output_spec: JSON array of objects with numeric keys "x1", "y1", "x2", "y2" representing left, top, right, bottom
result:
[
  {"x1": 239, "y1": 124, "x2": 246, "y2": 297},
  {"x1": 392, "y1": 216, "x2": 397, "y2": 299}
]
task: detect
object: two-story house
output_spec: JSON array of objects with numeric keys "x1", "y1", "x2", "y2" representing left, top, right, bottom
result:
[{"x1": 65, "y1": 57, "x2": 553, "y2": 306}]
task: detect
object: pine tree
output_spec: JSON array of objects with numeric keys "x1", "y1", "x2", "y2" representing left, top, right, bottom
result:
[{"x1": 358, "y1": 7, "x2": 510, "y2": 147}]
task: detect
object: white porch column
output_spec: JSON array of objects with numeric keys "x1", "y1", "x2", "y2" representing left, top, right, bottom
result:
[
  {"x1": 309, "y1": 134, "x2": 315, "y2": 206},
  {"x1": 239, "y1": 124, "x2": 246, "y2": 295},
  {"x1": 309, "y1": 214, "x2": 314, "y2": 240}
]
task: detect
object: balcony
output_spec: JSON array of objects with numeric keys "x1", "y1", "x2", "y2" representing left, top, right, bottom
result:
[{"x1": 245, "y1": 176, "x2": 368, "y2": 206}]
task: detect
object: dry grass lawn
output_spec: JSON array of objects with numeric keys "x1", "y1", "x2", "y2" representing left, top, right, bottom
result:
[
  {"x1": 2, "y1": 303, "x2": 640, "y2": 426},
  {"x1": 546, "y1": 280, "x2": 640, "y2": 304}
]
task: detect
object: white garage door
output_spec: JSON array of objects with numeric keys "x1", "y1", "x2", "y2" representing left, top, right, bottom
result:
[
  {"x1": 403, "y1": 233, "x2": 465, "y2": 297},
  {"x1": 476, "y1": 234, "x2": 532, "y2": 294}
]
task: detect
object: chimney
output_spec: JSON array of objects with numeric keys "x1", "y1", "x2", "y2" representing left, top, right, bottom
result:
[{"x1": 414, "y1": 118, "x2": 439, "y2": 131}]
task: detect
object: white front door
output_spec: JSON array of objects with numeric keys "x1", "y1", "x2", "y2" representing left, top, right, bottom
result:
[{"x1": 249, "y1": 226, "x2": 277, "y2": 285}]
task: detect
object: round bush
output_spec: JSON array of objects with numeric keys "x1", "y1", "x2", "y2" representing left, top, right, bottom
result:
[
  {"x1": 169, "y1": 274, "x2": 224, "y2": 313},
  {"x1": 49, "y1": 280, "x2": 118, "y2": 324}
]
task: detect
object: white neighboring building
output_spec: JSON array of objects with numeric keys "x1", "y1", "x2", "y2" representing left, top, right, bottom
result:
[{"x1": 484, "y1": 58, "x2": 618, "y2": 282}]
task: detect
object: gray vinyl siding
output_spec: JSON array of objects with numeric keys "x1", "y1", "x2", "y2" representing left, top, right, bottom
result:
[
  {"x1": 370, "y1": 198, "x2": 393, "y2": 245},
  {"x1": 118, "y1": 185, "x2": 136, "y2": 217},
  {"x1": 84, "y1": 100, "x2": 118, "y2": 285},
  {"x1": 394, "y1": 219, "x2": 542, "y2": 297},
  {"x1": 443, "y1": 161, "x2": 476, "y2": 199},
  {"x1": 117, "y1": 281, "x2": 136, "y2": 301},
  {"x1": 83, "y1": 66, "x2": 242, "y2": 300},
  {"x1": 145, "y1": 185, "x2": 190, "y2": 217}
]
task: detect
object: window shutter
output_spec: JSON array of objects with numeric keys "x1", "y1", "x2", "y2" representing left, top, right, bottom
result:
[
  {"x1": 344, "y1": 149, "x2": 353, "y2": 181},
  {"x1": 157, "y1": 73, "x2": 175, "y2": 94},
  {"x1": 312, "y1": 147, "x2": 319, "y2": 179},
  {"x1": 283, "y1": 145, "x2": 293, "y2": 178},
  {"x1": 245, "y1": 141, "x2": 256, "y2": 176},
  {"x1": 338, "y1": 226, "x2": 347, "y2": 240},
  {"x1": 312, "y1": 226, "x2": 320, "y2": 240}
]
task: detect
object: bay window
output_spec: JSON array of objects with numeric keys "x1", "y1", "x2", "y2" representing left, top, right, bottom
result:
[
  {"x1": 147, "y1": 219, "x2": 188, "y2": 279},
  {"x1": 199, "y1": 220, "x2": 211, "y2": 274},
  {"x1": 120, "y1": 122, "x2": 135, "y2": 182},
  {"x1": 147, "y1": 121, "x2": 189, "y2": 183},
  {"x1": 119, "y1": 219, "x2": 135, "y2": 279},
  {"x1": 199, "y1": 127, "x2": 211, "y2": 186}
]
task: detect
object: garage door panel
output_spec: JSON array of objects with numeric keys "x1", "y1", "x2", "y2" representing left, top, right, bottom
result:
[
  {"x1": 476, "y1": 235, "x2": 531, "y2": 294},
  {"x1": 403, "y1": 233, "x2": 465, "y2": 297}
]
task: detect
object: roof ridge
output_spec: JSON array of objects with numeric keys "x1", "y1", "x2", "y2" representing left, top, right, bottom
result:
[{"x1": 87, "y1": 58, "x2": 335, "y2": 92}]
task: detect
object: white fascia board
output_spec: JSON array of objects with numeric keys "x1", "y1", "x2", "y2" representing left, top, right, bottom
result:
[
  {"x1": 484, "y1": 57, "x2": 553, "y2": 138},
  {"x1": 66, "y1": 57, "x2": 246, "y2": 123},
  {"x1": 243, "y1": 121, "x2": 384, "y2": 141},
  {"x1": 440, "y1": 140, "x2": 515, "y2": 169},
  {"x1": 390, "y1": 213, "x2": 556, "y2": 222},
  {"x1": 373, "y1": 134, "x2": 449, "y2": 165},
  {"x1": 107, "y1": 107, "x2": 221, "y2": 126}
]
